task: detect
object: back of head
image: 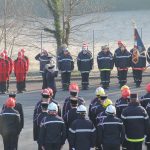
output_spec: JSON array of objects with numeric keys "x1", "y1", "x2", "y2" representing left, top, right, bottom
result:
[
  {"x1": 41, "y1": 102, "x2": 49, "y2": 111},
  {"x1": 5, "y1": 98, "x2": 16, "y2": 108},
  {"x1": 48, "y1": 102, "x2": 58, "y2": 114},
  {"x1": 130, "y1": 93, "x2": 138, "y2": 103},
  {"x1": 9, "y1": 92, "x2": 16, "y2": 99},
  {"x1": 77, "y1": 105, "x2": 87, "y2": 115},
  {"x1": 70, "y1": 97, "x2": 78, "y2": 107},
  {"x1": 69, "y1": 83, "x2": 79, "y2": 97},
  {"x1": 105, "y1": 105, "x2": 116, "y2": 115},
  {"x1": 95, "y1": 87, "x2": 105, "y2": 98}
]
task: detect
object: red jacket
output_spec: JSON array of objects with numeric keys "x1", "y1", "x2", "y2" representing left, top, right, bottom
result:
[
  {"x1": 5, "y1": 56, "x2": 14, "y2": 75},
  {"x1": 23, "y1": 56, "x2": 29, "y2": 72},
  {"x1": 14, "y1": 58, "x2": 27, "y2": 81},
  {"x1": 0, "y1": 59, "x2": 10, "y2": 81}
]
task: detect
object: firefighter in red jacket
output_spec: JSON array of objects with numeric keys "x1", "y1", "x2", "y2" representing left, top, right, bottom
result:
[
  {"x1": 3, "y1": 50, "x2": 13, "y2": 92},
  {"x1": 20, "y1": 49, "x2": 29, "y2": 91},
  {"x1": 14, "y1": 52, "x2": 28, "y2": 93},
  {"x1": 0, "y1": 52, "x2": 10, "y2": 94}
]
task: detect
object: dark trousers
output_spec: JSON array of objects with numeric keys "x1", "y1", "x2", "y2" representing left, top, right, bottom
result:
[
  {"x1": 126, "y1": 141, "x2": 142, "y2": 150},
  {"x1": 42, "y1": 73, "x2": 47, "y2": 89},
  {"x1": 103, "y1": 144, "x2": 120, "y2": 150},
  {"x1": 2, "y1": 134, "x2": 18, "y2": 150},
  {"x1": 61, "y1": 72, "x2": 71, "y2": 90},
  {"x1": 147, "y1": 144, "x2": 150, "y2": 150},
  {"x1": 45, "y1": 143, "x2": 61, "y2": 150},
  {"x1": 0, "y1": 81, "x2": 7, "y2": 93},
  {"x1": 132, "y1": 70, "x2": 143, "y2": 87},
  {"x1": 16, "y1": 81, "x2": 24, "y2": 92},
  {"x1": 100, "y1": 71, "x2": 111, "y2": 88},
  {"x1": 81, "y1": 72, "x2": 89, "y2": 89},
  {"x1": 118, "y1": 70, "x2": 128, "y2": 87},
  {"x1": 6, "y1": 80, "x2": 9, "y2": 91}
]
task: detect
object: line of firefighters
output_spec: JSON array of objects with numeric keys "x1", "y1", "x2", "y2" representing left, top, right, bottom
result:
[
  {"x1": 36, "y1": 41, "x2": 150, "y2": 93},
  {"x1": 0, "y1": 49, "x2": 29, "y2": 94},
  {"x1": 1, "y1": 83, "x2": 150, "y2": 150}
]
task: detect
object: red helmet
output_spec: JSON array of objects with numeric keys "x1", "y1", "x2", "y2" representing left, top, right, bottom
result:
[
  {"x1": 41, "y1": 89, "x2": 50, "y2": 96},
  {"x1": 5, "y1": 98, "x2": 16, "y2": 108},
  {"x1": 69, "y1": 83, "x2": 79, "y2": 92},
  {"x1": 146, "y1": 83, "x2": 150, "y2": 93},
  {"x1": 3, "y1": 50, "x2": 7, "y2": 55},
  {"x1": 46, "y1": 88, "x2": 53, "y2": 96},
  {"x1": 121, "y1": 89, "x2": 130, "y2": 98}
]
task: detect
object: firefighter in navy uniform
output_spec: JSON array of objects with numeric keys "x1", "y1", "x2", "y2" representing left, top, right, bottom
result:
[
  {"x1": 0, "y1": 98, "x2": 21, "y2": 150},
  {"x1": 1, "y1": 92, "x2": 24, "y2": 150},
  {"x1": 97, "y1": 105, "x2": 125, "y2": 150},
  {"x1": 114, "y1": 43, "x2": 131, "y2": 88},
  {"x1": 68, "y1": 105, "x2": 96, "y2": 150},
  {"x1": 35, "y1": 102, "x2": 49, "y2": 150},
  {"x1": 44, "y1": 63, "x2": 58, "y2": 98},
  {"x1": 97, "y1": 45, "x2": 114, "y2": 89},
  {"x1": 64, "y1": 97, "x2": 79, "y2": 131},
  {"x1": 58, "y1": 47, "x2": 74, "y2": 90},
  {"x1": 115, "y1": 88, "x2": 130, "y2": 119},
  {"x1": 35, "y1": 50, "x2": 52, "y2": 89},
  {"x1": 77, "y1": 43, "x2": 93, "y2": 90},
  {"x1": 89, "y1": 87, "x2": 105, "y2": 121},
  {"x1": 39, "y1": 102, "x2": 66, "y2": 150},
  {"x1": 131, "y1": 46, "x2": 146, "y2": 87},
  {"x1": 62, "y1": 82, "x2": 85, "y2": 117},
  {"x1": 140, "y1": 83, "x2": 150, "y2": 109},
  {"x1": 33, "y1": 88, "x2": 61, "y2": 141},
  {"x1": 121, "y1": 93, "x2": 149, "y2": 150}
]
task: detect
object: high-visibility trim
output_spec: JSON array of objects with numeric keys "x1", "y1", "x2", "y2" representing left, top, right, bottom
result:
[
  {"x1": 79, "y1": 59, "x2": 92, "y2": 62},
  {"x1": 69, "y1": 128, "x2": 96, "y2": 133},
  {"x1": 121, "y1": 114, "x2": 148, "y2": 120},
  {"x1": 126, "y1": 137, "x2": 144, "y2": 142},
  {"x1": 116, "y1": 104, "x2": 128, "y2": 107},
  {"x1": 39, "y1": 58, "x2": 50, "y2": 62},
  {"x1": 98, "y1": 57, "x2": 113, "y2": 60},
  {"x1": 100, "y1": 122, "x2": 123, "y2": 126},
  {"x1": 2, "y1": 113, "x2": 20, "y2": 117},
  {"x1": 61, "y1": 59, "x2": 73, "y2": 61},
  {"x1": 116, "y1": 56, "x2": 131, "y2": 58},
  {"x1": 43, "y1": 120, "x2": 64, "y2": 125},
  {"x1": 100, "y1": 69, "x2": 111, "y2": 71},
  {"x1": 140, "y1": 98, "x2": 150, "y2": 101}
]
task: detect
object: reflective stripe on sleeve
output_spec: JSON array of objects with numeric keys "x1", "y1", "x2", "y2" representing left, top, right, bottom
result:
[
  {"x1": 100, "y1": 122, "x2": 123, "y2": 126},
  {"x1": 121, "y1": 115, "x2": 148, "y2": 119},
  {"x1": 126, "y1": 137, "x2": 144, "y2": 142},
  {"x1": 43, "y1": 120, "x2": 64, "y2": 125},
  {"x1": 69, "y1": 128, "x2": 96, "y2": 133}
]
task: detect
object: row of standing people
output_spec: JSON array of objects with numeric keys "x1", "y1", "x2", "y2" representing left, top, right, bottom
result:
[
  {"x1": 33, "y1": 83, "x2": 150, "y2": 150},
  {"x1": 36, "y1": 41, "x2": 150, "y2": 94},
  {"x1": 0, "y1": 49, "x2": 29, "y2": 94}
]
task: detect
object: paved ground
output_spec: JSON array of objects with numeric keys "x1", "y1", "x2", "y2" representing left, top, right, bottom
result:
[{"x1": 0, "y1": 77, "x2": 149, "y2": 149}]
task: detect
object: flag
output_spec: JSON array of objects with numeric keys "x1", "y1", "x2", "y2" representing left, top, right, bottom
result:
[{"x1": 134, "y1": 28, "x2": 145, "y2": 54}]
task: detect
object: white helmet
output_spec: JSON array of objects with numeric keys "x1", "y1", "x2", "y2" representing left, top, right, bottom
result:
[
  {"x1": 95, "y1": 87, "x2": 105, "y2": 96},
  {"x1": 48, "y1": 102, "x2": 58, "y2": 112},
  {"x1": 77, "y1": 105, "x2": 87, "y2": 114},
  {"x1": 105, "y1": 105, "x2": 116, "y2": 115}
]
